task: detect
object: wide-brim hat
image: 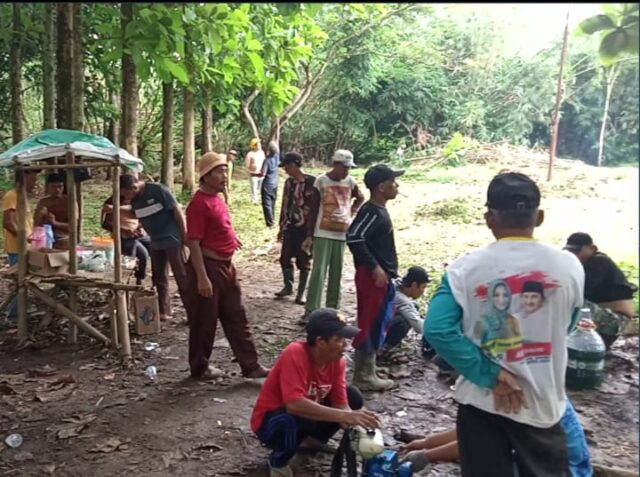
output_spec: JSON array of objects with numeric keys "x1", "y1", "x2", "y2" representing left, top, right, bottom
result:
[{"x1": 198, "y1": 152, "x2": 228, "y2": 177}]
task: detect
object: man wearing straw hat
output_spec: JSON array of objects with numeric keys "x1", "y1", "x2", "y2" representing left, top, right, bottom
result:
[{"x1": 184, "y1": 151, "x2": 270, "y2": 380}]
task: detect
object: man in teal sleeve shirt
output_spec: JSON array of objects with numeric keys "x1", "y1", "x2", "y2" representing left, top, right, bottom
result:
[{"x1": 424, "y1": 172, "x2": 584, "y2": 477}]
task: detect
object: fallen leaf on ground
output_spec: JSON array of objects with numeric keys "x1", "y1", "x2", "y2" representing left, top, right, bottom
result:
[
  {"x1": 35, "y1": 384, "x2": 76, "y2": 403},
  {"x1": 597, "y1": 382, "x2": 630, "y2": 395},
  {"x1": 103, "y1": 373, "x2": 115, "y2": 381},
  {"x1": 26, "y1": 366, "x2": 57, "y2": 378},
  {"x1": 0, "y1": 374, "x2": 27, "y2": 386},
  {"x1": 56, "y1": 424, "x2": 86, "y2": 440},
  {"x1": 90, "y1": 437, "x2": 130, "y2": 453},
  {"x1": 61, "y1": 414, "x2": 96, "y2": 425}
]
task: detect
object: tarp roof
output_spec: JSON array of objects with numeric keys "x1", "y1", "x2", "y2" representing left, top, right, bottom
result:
[{"x1": 0, "y1": 129, "x2": 144, "y2": 173}]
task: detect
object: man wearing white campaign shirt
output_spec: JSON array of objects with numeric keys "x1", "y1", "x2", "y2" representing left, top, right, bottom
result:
[{"x1": 425, "y1": 172, "x2": 584, "y2": 477}]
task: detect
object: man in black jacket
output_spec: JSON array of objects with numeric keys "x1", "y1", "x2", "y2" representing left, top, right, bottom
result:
[
  {"x1": 565, "y1": 232, "x2": 637, "y2": 348},
  {"x1": 346, "y1": 164, "x2": 404, "y2": 391}
]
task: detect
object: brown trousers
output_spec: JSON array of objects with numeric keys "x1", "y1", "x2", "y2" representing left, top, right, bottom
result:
[
  {"x1": 186, "y1": 257, "x2": 260, "y2": 378},
  {"x1": 150, "y1": 245, "x2": 189, "y2": 316}
]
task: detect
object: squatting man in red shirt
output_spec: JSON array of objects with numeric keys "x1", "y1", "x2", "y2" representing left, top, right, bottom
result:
[
  {"x1": 251, "y1": 308, "x2": 380, "y2": 477},
  {"x1": 184, "y1": 152, "x2": 270, "y2": 381}
]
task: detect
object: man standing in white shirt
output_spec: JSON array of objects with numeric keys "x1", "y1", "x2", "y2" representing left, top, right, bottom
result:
[
  {"x1": 245, "y1": 138, "x2": 266, "y2": 204},
  {"x1": 424, "y1": 172, "x2": 585, "y2": 477}
]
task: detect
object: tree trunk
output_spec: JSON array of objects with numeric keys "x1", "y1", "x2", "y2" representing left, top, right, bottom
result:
[
  {"x1": 597, "y1": 66, "x2": 618, "y2": 167},
  {"x1": 201, "y1": 89, "x2": 213, "y2": 153},
  {"x1": 71, "y1": 3, "x2": 84, "y2": 131},
  {"x1": 547, "y1": 8, "x2": 570, "y2": 181},
  {"x1": 182, "y1": 87, "x2": 195, "y2": 194},
  {"x1": 10, "y1": 4, "x2": 24, "y2": 144},
  {"x1": 56, "y1": 3, "x2": 73, "y2": 129},
  {"x1": 120, "y1": 3, "x2": 138, "y2": 156},
  {"x1": 242, "y1": 89, "x2": 261, "y2": 140},
  {"x1": 106, "y1": 89, "x2": 120, "y2": 144},
  {"x1": 161, "y1": 81, "x2": 175, "y2": 190},
  {"x1": 43, "y1": 3, "x2": 56, "y2": 130}
]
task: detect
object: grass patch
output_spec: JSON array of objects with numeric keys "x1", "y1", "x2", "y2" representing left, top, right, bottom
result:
[{"x1": 414, "y1": 197, "x2": 482, "y2": 224}]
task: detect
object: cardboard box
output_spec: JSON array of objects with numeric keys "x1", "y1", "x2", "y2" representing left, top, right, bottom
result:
[
  {"x1": 28, "y1": 248, "x2": 69, "y2": 276},
  {"x1": 133, "y1": 293, "x2": 161, "y2": 335}
]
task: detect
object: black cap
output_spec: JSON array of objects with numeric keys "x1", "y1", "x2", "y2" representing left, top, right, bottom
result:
[
  {"x1": 306, "y1": 308, "x2": 360, "y2": 340},
  {"x1": 401, "y1": 266, "x2": 430, "y2": 286},
  {"x1": 522, "y1": 281, "x2": 544, "y2": 297},
  {"x1": 565, "y1": 232, "x2": 593, "y2": 252},
  {"x1": 280, "y1": 152, "x2": 303, "y2": 168},
  {"x1": 364, "y1": 164, "x2": 405, "y2": 190},
  {"x1": 486, "y1": 172, "x2": 540, "y2": 211}
]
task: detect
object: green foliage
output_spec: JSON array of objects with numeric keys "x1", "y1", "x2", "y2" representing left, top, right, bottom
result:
[
  {"x1": 442, "y1": 132, "x2": 479, "y2": 166},
  {"x1": 414, "y1": 198, "x2": 483, "y2": 225}
]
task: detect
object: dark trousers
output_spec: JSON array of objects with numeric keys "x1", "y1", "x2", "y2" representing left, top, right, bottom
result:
[
  {"x1": 280, "y1": 226, "x2": 311, "y2": 272},
  {"x1": 383, "y1": 316, "x2": 412, "y2": 348},
  {"x1": 186, "y1": 257, "x2": 260, "y2": 378},
  {"x1": 261, "y1": 186, "x2": 278, "y2": 227},
  {"x1": 122, "y1": 236, "x2": 151, "y2": 281},
  {"x1": 457, "y1": 404, "x2": 570, "y2": 477},
  {"x1": 150, "y1": 245, "x2": 189, "y2": 316},
  {"x1": 257, "y1": 385, "x2": 363, "y2": 468}
]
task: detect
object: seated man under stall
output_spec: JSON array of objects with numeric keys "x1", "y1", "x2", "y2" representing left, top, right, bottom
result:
[
  {"x1": 565, "y1": 232, "x2": 638, "y2": 348},
  {"x1": 101, "y1": 195, "x2": 151, "y2": 286},
  {"x1": 34, "y1": 173, "x2": 76, "y2": 250},
  {"x1": 251, "y1": 308, "x2": 380, "y2": 477}
]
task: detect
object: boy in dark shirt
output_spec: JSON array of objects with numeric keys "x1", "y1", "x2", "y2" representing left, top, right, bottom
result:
[{"x1": 346, "y1": 164, "x2": 404, "y2": 391}]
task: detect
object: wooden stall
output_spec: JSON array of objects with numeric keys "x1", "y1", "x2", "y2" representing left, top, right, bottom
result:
[{"x1": 0, "y1": 129, "x2": 150, "y2": 366}]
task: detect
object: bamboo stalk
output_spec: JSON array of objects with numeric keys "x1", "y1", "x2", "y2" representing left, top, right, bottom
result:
[
  {"x1": 27, "y1": 282, "x2": 111, "y2": 345},
  {"x1": 18, "y1": 162, "x2": 108, "y2": 171},
  {"x1": 16, "y1": 166, "x2": 29, "y2": 341},
  {"x1": 112, "y1": 163, "x2": 132, "y2": 363},
  {"x1": 66, "y1": 151, "x2": 78, "y2": 343}
]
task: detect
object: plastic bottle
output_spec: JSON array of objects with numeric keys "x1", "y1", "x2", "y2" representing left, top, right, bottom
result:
[
  {"x1": 5, "y1": 433, "x2": 23, "y2": 448},
  {"x1": 31, "y1": 226, "x2": 47, "y2": 248},
  {"x1": 566, "y1": 309, "x2": 606, "y2": 390},
  {"x1": 44, "y1": 224, "x2": 55, "y2": 248},
  {"x1": 145, "y1": 365, "x2": 157, "y2": 381}
]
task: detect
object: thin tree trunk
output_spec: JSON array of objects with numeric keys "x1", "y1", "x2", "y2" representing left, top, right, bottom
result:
[
  {"x1": 201, "y1": 88, "x2": 213, "y2": 153},
  {"x1": 10, "y1": 4, "x2": 24, "y2": 144},
  {"x1": 597, "y1": 66, "x2": 618, "y2": 167},
  {"x1": 108, "y1": 89, "x2": 120, "y2": 145},
  {"x1": 71, "y1": 3, "x2": 84, "y2": 131},
  {"x1": 242, "y1": 89, "x2": 261, "y2": 140},
  {"x1": 120, "y1": 3, "x2": 138, "y2": 156},
  {"x1": 182, "y1": 87, "x2": 195, "y2": 194},
  {"x1": 56, "y1": 3, "x2": 74, "y2": 129},
  {"x1": 547, "y1": 8, "x2": 570, "y2": 181},
  {"x1": 43, "y1": 3, "x2": 56, "y2": 130},
  {"x1": 161, "y1": 81, "x2": 175, "y2": 190}
]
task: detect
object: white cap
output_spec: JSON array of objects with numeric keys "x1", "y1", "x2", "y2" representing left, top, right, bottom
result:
[{"x1": 332, "y1": 149, "x2": 356, "y2": 168}]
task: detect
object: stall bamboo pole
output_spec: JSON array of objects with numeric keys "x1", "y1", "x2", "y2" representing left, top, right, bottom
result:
[
  {"x1": 112, "y1": 163, "x2": 132, "y2": 363},
  {"x1": 15, "y1": 166, "x2": 29, "y2": 341},
  {"x1": 20, "y1": 162, "x2": 106, "y2": 171},
  {"x1": 66, "y1": 152, "x2": 78, "y2": 343},
  {"x1": 27, "y1": 282, "x2": 111, "y2": 345}
]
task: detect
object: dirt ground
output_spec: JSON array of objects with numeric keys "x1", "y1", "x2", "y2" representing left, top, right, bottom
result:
[{"x1": 1, "y1": 155, "x2": 638, "y2": 476}]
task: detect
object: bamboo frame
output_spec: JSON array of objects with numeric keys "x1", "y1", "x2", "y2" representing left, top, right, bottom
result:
[
  {"x1": 66, "y1": 151, "x2": 78, "y2": 343},
  {"x1": 18, "y1": 162, "x2": 107, "y2": 171},
  {"x1": 11, "y1": 155, "x2": 138, "y2": 364},
  {"x1": 27, "y1": 282, "x2": 111, "y2": 345},
  {"x1": 16, "y1": 165, "x2": 28, "y2": 341},
  {"x1": 112, "y1": 163, "x2": 132, "y2": 363}
]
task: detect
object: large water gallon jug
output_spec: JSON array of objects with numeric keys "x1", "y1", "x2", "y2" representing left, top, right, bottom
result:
[
  {"x1": 44, "y1": 224, "x2": 54, "y2": 248},
  {"x1": 31, "y1": 226, "x2": 48, "y2": 248},
  {"x1": 566, "y1": 309, "x2": 606, "y2": 390}
]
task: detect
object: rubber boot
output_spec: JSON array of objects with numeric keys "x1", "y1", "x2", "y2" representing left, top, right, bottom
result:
[
  {"x1": 295, "y1": 270, "x2": 309, "y2": 305},
  {"x1": 275, "y1": 267, "x2": 294, "y2": 297},
  {"x1": 352, "y1": 350, "x2": 394, "y2": 392}
]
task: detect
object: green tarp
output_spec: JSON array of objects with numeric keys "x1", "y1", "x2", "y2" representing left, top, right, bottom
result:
[{"x1": 0, "y1": 129, "x2": 144, "y2": 172}]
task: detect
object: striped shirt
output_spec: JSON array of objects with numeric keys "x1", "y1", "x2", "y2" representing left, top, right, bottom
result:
[{"x1": 346, "y1": 201, "x2": 398, "y2": 277}]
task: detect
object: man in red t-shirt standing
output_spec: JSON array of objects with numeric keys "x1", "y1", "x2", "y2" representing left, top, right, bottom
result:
[
  {"x1": 185, "y1": 152, "x2": 270, "y2": 381},
  {"x1": 251, "y1": 308, "x2": 380, "y2": 477}
]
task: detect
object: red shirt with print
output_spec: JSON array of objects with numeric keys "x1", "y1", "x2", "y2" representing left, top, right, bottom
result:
[
  {"x1": 186, "y1": 190, "x2": 239, "y2": 257},
  {"x1": 250, "y1": 341, "x2": 348, "y2": 433}
]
